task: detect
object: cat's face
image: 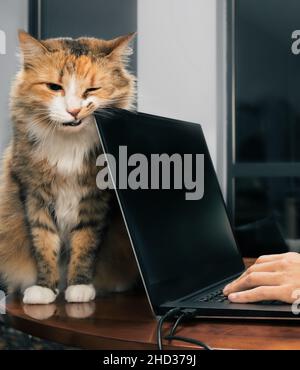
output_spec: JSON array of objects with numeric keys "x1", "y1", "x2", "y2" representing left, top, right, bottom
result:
[{"x1": 12, "y1": 31, "x2": 135, "y2": 134}]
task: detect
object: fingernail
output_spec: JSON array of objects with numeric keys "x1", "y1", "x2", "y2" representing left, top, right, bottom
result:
[
  {"x1": 223, "y1": 285, "x2": 229, "y2": 294},
  {"x1": 229, "y1": 293, "x2": 238, "y2": 301}
]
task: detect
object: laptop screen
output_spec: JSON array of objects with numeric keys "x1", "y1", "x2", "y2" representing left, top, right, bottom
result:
[{"x1": 95, "y1": 110, "x2": 245, "y2": 312}]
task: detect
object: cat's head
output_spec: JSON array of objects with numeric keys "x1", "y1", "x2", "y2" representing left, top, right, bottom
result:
[{"x1": 11, "y1": 31, "x2": 136, "y2": 134}]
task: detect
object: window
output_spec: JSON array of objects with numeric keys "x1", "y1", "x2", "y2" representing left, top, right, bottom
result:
[{"x1": 228, "y1": 0, "x2": 300, "y2": 254}]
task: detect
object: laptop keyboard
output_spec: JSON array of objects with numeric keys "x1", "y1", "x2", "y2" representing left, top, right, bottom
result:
[
  {"x1": 194, "y1": 288, "x2": 228, "y2": 303},
  {"x1": 193, "y1": 287, "x2": 283, "y2": 305}
]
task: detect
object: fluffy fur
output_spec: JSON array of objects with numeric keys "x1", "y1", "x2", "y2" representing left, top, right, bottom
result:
[{"x1": 0, "y1": 31, "x2": 138, "y2": 303}]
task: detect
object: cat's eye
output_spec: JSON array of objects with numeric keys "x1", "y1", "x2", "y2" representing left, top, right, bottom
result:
[
  {"x1": 47, "y1": 83, "x2": 63, "y2": 92},
  {"x1": 85, "y1": 87, "x2": 101, "y2": 94}
]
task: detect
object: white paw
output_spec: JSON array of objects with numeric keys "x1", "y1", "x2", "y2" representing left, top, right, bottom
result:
[
  {"x1": 23, "y1": 304, "x2": 57, "y2": 320},
  {"x1": 65, "y1": 284, "x2": 96, "y2": 303},
  {"x1": 65, "y1": 302, "x2": 96, "y2": 319},
  {"x1": 23, "y1": 286, "x2": 58, "y2": 305}
]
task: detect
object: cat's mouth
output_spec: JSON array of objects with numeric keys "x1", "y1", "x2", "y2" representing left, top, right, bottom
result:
[{"x1": 62, "y1": 120, "x2": 82, "y2": 127}]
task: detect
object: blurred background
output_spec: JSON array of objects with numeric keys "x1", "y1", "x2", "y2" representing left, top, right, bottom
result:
[{"x1": 1, "y1": 0, "x2": 300, "y2": 257}]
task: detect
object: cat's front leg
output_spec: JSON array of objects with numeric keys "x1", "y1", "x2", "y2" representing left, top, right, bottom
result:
[
  {"x1": 23, "y1": 193, "x2": 60, "y2": 304},
  {"x1": 65, "y1": 191, "x2": 109, "y2": 302},
  {"x1": 65, "y1": 225, "x2": 102, "y2": 303}
]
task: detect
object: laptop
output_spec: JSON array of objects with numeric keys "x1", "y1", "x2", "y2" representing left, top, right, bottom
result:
[{"x1": 94, "y1": 109, "x2": 298, "y2": 320}]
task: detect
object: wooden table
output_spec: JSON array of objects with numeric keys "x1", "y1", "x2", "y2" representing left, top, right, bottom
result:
[{"x1": 3, "y1": 259, "x2": 300, "y2": 350}]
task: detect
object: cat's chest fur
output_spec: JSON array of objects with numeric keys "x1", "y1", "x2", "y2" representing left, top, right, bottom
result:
[
  {"x1": 30, "y1": 122, "x2": 100, "y2": 238},
  {"x1": 55, "y1": 179, "x2": 82, "y2": 235},
  {"x1": 30, "y1": 117, "x2": 99, "y2": 175}
]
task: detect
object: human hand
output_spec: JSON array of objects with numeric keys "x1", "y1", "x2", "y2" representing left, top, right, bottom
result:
[{"x1": 223, "y1": 252, "x2": 300, "y2": 304}]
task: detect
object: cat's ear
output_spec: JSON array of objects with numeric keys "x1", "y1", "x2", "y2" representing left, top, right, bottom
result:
[
  {"x1": 105, "y1": 32, "x2": 136, "y2": 62},
  {"x1": 18, "y1": 30, "x2": 48, "y2": 64}
]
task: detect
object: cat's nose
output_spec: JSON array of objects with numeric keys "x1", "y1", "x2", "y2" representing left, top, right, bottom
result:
[{"x1": 67, "y1": 108, "x2": 81, "y2": 118}]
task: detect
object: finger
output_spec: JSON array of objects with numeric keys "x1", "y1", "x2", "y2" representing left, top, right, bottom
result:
[
  {"x1": 223, "y1": 264, "x2": 274, "y2": 293},
  {"x1": 228, "y1": 286, "x2": 286, "y2": 303},
  {"x1": 247, "y1": 261, "x2": 284, "y2": 273},
  {"x1": 224, "y1": 272, "x2": 282, "y2": 295},
  {"x1": 223, "y1": 260, "x2": 287, "y2": 294},
  {"x1": 223, "y1": 271, "x2": 249, "y2": 294},
  {"x1": 255, "y1": 253, "x2": 288, "y2": 264}
]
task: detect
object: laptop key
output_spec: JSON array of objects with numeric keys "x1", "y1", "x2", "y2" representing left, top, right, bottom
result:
[{"x1": 195, "y1": 288, "x2": 229, "y2": 303}]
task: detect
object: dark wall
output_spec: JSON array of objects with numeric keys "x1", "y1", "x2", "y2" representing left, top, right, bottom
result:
[{"x1": 30, "y1": 0, "x2": 137, "y2": 72}]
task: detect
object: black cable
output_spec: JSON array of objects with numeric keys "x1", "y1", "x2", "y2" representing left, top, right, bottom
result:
[
  {"x1": 169, "y1": 313, "x2": 186, "y2": 336},
  {"x1": 168, "y1": 308, "x2": 199, "y2": 337},
  {"x1": 157, "y1": 308, "x2": 182, "y2": 350},
  {"x1": 164, "y1": 335, "x2": 213, "y2": 350},
  {"x1": 157, "y1": 308, "x2": 212, "y2": 350}
]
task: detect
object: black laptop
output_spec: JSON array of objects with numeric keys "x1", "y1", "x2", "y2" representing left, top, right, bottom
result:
[{"x1": 94, "y1": 109, "x2": 298, "y2": 320}]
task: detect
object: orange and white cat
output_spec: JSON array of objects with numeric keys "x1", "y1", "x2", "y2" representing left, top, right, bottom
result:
[{"x1": 0, "y1": 31, "x2": 138, "y2": 304}]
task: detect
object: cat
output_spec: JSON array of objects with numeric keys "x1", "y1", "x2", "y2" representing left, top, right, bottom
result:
[{"x1": 0, "y1": 30, "x2": 139, "y2": 304}]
